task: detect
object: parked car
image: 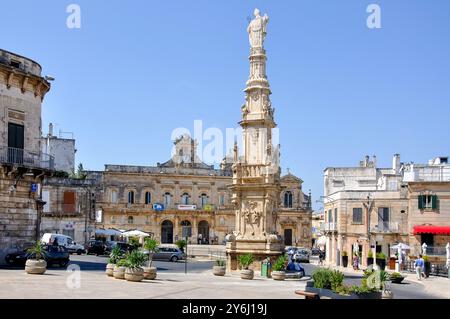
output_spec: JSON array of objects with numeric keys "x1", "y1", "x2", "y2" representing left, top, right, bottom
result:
[
  {"x1": 86, "y1": 240, "x2": 106, "y2": 256},
  {"x1": 5, "y1": 244, "x2": 70, "y2": 268},
  {"x1": 151, "y1": 246, "x2": 185, "y2": 262},
  {"x1": 4, "y1": 242, "x2": 35, "y2": 265},
  {"x1": 41, "y1": 233, "x2": 85, "y2": 255},
  {"x1": 293, "y1": 248, "x2": 310, "y2": 263}
]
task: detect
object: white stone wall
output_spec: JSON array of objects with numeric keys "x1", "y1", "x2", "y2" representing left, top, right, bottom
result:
[{"x1": 41, "y1": 137, "x2": 76, "y2": 173}]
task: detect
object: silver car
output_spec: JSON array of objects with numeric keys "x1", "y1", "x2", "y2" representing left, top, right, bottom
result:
[
  {"x1": 152, "y1": 247, "x2": 185, "y2": 262},
  {"x1": 293, "y1": 249, "x2": 310, "y2": 263}
]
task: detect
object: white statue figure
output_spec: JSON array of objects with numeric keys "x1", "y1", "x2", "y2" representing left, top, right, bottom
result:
[
  {"x1": 422, "y1": 242, "x2": 428, "y2": 256},
  {"x1": 446, "y1": 243, "x2": 450, "y2": 266},
  {"x1": 247, "y1": 8, "x2": 269, "y2": 48}
]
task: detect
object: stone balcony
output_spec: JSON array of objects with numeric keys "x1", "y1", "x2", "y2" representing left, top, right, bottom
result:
[
  {"x1": 370, "y1": 222, "x2": 400, "y2": 233},
  {"x1": 0, "y1": 146, "x2": 54, "y2": 170},
  {"x1": 321, "y1": 222, "x2": 338, "y2": 232}
]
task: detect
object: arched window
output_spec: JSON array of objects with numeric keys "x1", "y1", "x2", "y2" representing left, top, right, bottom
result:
[
  {"x1": 145, "y1": 192, "x2": 151, "y2": 205},
  {"x1": 128, "y1": 216, "x2": 134, "y2": 224},
  {"x1": 164, "y1": 192, "x2": 172, "y2": 206},
  {"x1": 182, "y1": 193, "x2": 190, "y2": 205},
  {"x1": 128, "y1": 191, "x2": 135, "y2": 204},
  {"x1": 284, "y1": 191, "x2": 293, "y2": 208},
  {"x1": 200, "y1": 193, "x2": 208, "y2": 207}
]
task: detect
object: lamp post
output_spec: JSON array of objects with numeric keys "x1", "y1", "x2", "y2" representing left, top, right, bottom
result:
[{"x1": 364, "y1": 194, "x2": 377, "y2": 270}]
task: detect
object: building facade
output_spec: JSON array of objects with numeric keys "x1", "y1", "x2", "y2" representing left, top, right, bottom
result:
[
  {"x1": 323, "y1": 154, "x2": 450, "y2": 267},
  {"x1": 97, "y1": 135, "x2": 312, "y2": 247},
  {"x1": 0, "y1": 49, "x2": 53, "y2": 264}
]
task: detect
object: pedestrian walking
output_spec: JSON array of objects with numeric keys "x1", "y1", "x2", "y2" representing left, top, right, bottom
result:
[
  {"x1": 414, "y1": 254, "x2": 425, "y2": 280},
  {"x1": 353, "y1": 253, "x2": 359, "y2": 270},
  {"x1": 318, "y1": 249, "x2": 325, "y2": 266}
]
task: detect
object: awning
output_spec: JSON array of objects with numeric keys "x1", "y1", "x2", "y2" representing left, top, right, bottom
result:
[{"x1": 413, "y1": 225, "x2": 450, "y2": 235}]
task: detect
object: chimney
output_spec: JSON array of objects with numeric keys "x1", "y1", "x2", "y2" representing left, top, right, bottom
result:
[
  {"x1": 373, "y1": 155, "x2": 377, "y2": 168},
  {"x1": 48, "y1": 123, "x2": 53, "y2": 137},
  {"x1": 393, "y1": 154, "x2": 401, "y2": 174},
  {"x1": 364, "y1": 155, "x2": 369, "y2": 167}
]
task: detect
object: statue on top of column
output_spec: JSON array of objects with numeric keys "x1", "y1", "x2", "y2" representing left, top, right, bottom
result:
[{"x1": 247, "y1": 8, "x2": 269, "y2": 49}]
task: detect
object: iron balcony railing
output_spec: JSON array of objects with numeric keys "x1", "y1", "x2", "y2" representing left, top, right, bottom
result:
[
  {"x1": 321, "y1": 222, "x2": 337, "y2": 232},
  {"x1": 0, "y1": 146, "x2": 54, "y2": 170}
]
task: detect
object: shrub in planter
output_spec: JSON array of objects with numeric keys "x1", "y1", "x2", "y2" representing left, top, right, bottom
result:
[
  {"x1": 125, "y1": 250, "x2": 148, "y2": 282},
  {"x1": 143, "y1": 238, "x2": 159, "y2": 280},
  {"x1": 238, "y1": 254, "x2": 254, "y2": 280},
  {"x1": 213, "y1": 259, "x2": 226, "y2": 276},
  {"x1": 389, "y1": 272, "x2": 405, "y2": 284},
  {"x1": 175, "y1": 239, "x2": 187, "y2": 253},
  {"x1": 113, "y1": 258, "x2": 129, "y2": 279},
  {"x1": 423, "y1": 255, "x2": 431, "y2": 278},
  {"x1": 25, "y1": 242, "x2": 48, "y2": 275},
  {"x1": 376, "y1": 252, "x2": 387, "y2": 270},
  {"x1": 106, "y1": 246, "x2": 123, "y2": 277},
  {"x1": 272, "y1": 255, "x2": 287, "y2": 281},
  {"x1": 342, "y1": 251, "x2": 349, "y2": 268}
]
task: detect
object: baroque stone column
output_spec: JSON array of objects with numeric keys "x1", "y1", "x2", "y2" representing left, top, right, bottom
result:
[{"x1": 226, "y1": 9, "x2": 283, "y2": 272}]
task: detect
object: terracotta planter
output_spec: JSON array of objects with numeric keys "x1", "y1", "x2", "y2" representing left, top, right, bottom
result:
[
  {"x1": 125, "y1": 267, "x2": 144, "y2": 282},
  {"x1": 113, "y1": 266, "x2": 126, "y2": 279},
  {"x1": 106, "y1": 263, "x2": 115, "y2": 277},
  {"x1": 213, "y1": 266, "x2": 226, "y2": 276},
  {"x1": 240, "y1": 269, "x2": 254, "y2": 280},
  {"x1": 25, "y1": 259, "x2": 47, "y2": 275},
  {"x1": 271, "y1": 271, "x2": 286, "y2": 281},
  {"x1": 143, "y1": 266, "x2": 157, "y2": 280}
]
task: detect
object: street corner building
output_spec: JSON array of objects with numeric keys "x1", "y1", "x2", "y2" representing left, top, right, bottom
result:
[
  {"x1": 0, "y1": 49, "x2": 53, "y2": 263},
  {"x1": 322, "y1": 154, "x2": 450, "y2": 269}
]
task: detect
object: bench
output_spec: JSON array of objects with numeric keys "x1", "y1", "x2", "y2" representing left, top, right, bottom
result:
[{"x1": 294, "y1": 290, "x2": 320, "y2": 300}]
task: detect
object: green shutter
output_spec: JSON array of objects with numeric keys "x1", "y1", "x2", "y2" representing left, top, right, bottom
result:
[
  {"x1": 418, "y1": 195, "x2": 423, "y2": 210},
  {"x1": 431, "y1": 195, "x2": 438, "y2": 210}
]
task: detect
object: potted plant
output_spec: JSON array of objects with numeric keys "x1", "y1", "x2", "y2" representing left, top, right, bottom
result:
[
  {"x1": 106, "y1": 246, "x2": 123, "y2": 277},
  {"x1": 124, "y1": 250, "x2": 147, "y2": 282},
  {"x1": 25, "y1": 241, "x2": 48, "y2": 275},
  {"x1": 342, "y1": 251, "x2": 348, "y2": 268},
  {"x1": 389, "y1": 272, "x2": 405, "y2": 284},
  {"x1": 143, "y1": 238, "x2": 159, "y2": 280},
  {"x1": 376, "y1": 252, "x2": 387, "y2": 270},
  {"x1": 423, "y1": 255, "x2": 431, "y2": 278},
  {"x1": 113, "y1": 258, "x2": 129, "y2": 279},
  {"x1": 213, "y1": 259, "x2": 226, "y2": 276},
  {"x1": 175, "y1": 239, "x2": 187, "y2": 253},
  {"x1": 128, "y1": 236, "x2": 141, "y2": 251},
  {"x1": 272, "y1": 255, "x2": 287, "y2": 281},
  {"x1": 238, "y1": 254, "x2": 254, "y2": 280},
  {"x1": 367, "y1": 250, "x2": 374, "y2": 266}
]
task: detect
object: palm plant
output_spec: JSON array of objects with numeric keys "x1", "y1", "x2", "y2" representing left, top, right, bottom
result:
[
  {"x1": 27, "y1": 241, "x2": 47, "y2": 261},
  {"x1": 126, "y1": 250, "x2": 148, "y2": 269},
  {"x1": 215, "y1": 259, "x2": 225, "y2": 267},
  {"x1": 238, "y1": 254, "x2": 254, "y2": 270},
  {"x1": 143, "y1": 238, "x2": 159, "y2": 267},
  {"x1": 273, "y1": 255, "x2": 287, "y2": 271},
  {"x1": 175, "y1": 239, "x2": 187, "y2": 253},
  {"x1": 108, "y1": 246, "x2": 123, "y2": 264}
]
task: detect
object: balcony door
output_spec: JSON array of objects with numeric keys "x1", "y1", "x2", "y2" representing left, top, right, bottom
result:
[
  {"x1": 377, "y1": 207, "x2": 389, "y2": 231},
  {"x1": 8, "y1": 123, "x2": 24, "y2": 164}
]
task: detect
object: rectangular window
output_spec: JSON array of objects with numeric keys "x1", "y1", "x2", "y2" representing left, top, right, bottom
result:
[
  {"x1": 328, "y1": 210, "x2": 332, "y2": 222},
  {"x1": 334, "y1": 208, "x2": 338, "y2": 224},
  {"x1": 111, "y1": 190, "x2": 118, "y2": 204},
  {"x1": 352, "y1": 208, "x2": 363, "y2": 224},
  {"x1": 219, "y1": 194, "x2": 225, "y2": 206},
  {"x1": 63, "y1": 191, "x2": 76, "y2": 213},
  {"x1": 418, "y1": 195, "x2": 438, "y2": 210},
  {"x1": 42, "y1": 190, "x2": 50, "y2": 213}
]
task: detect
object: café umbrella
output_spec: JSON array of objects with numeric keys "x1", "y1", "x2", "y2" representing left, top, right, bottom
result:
[{"x1": 122, "y1": 230, "x2": 150, "y2": 238}]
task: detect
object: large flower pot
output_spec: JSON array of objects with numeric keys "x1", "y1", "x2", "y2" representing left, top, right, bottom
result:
[
  {"x1": 106, "y1": 263, "x2": 115, "y2": 277},
  {"x1": 213, "y1": 266, "x2": 226, "y2": 276},
  {"x1": 240, "y1": 269, "x2": 254, "y2": 280},
  {"x1": 342, "y1": 256, "x2": 348, "y2": 268},
  {"x1": 25, "y1": 259, "x2": 47, "y2": 275},
  {"x1": 390, "y1": 276, "x2": 405, "y2": 284},
  {"x1": 367, "y1": 258, "x2": 374, "y2": 266},
  {"x1": 271, "y1": 271, "x2": 286, "y2": 281},
  {"x1": 125, "y1": 267, "x2": 144, "y2": 282},
  {"x1": 113, "y1": 266, "x2": 126, "y2": 279},
  {"x1": 376, "y1": 259, "x2": 386, "y2": 270},
  {"x1": 424, "y1": 262, "x2": 431, "y2": 278},
  {"x1": 143, "y1": 266, "x2": 157, "y2": 280},
  {"x1": 382, "y1": 290, "x2": 393, "y2": 299}
]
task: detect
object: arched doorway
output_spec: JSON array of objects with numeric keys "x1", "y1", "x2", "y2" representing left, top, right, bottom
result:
[
  {"x1": 161, "y1": 220, "x2": 173, "y2": 244},
  {"x1": 180, "y1": 220, "x2": 192, "y2": 238},
  {"x1": 284, "y1": 228, "x2": 293, "y2": 246},
  {"x1": 198, "y1": 220, "x2": 210, "y2": 244}
]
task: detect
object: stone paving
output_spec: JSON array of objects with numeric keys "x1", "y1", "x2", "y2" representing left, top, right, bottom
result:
[{"x1": 0, "y1": 267, "x2": 309, "y2": 299}]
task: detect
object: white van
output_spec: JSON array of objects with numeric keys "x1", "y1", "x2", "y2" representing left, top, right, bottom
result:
[{"x1": 41, "y1": 233, "x2": 86, "y2": 255}]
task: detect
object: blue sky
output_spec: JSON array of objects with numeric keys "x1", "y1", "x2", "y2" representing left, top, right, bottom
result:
[{"x1": 1, "y1": 1, "x2": 449, "y2": 210}]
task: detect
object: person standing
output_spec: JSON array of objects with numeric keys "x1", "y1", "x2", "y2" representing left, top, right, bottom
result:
[
  {"x1": 414, "y1": 255, "x2": 425, "y2": 280},
  {"x1": 353, "y1": 253, "x2": 360, "y2": 270}
]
